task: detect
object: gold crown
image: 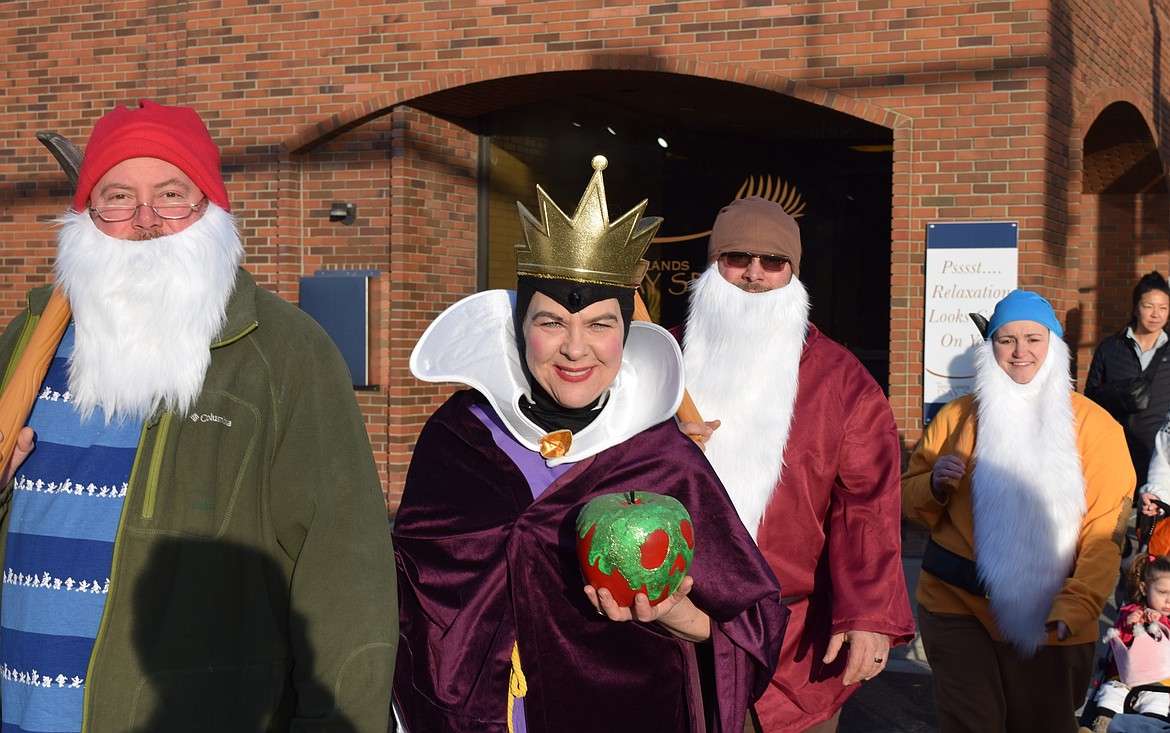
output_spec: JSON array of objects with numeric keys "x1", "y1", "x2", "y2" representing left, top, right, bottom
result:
[{"x1": 516, "y1": 155, "x2": 661, "y2": 288}]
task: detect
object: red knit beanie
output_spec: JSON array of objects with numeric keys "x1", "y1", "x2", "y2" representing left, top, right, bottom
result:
[
  {"x1": 72, "y1": 99, "x2": 230, "y2": 213},
  {"x1": 707, "y1": 196, "x2": 801, "y2": 276}
]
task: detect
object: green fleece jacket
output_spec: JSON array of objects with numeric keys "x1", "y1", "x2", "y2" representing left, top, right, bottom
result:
[{"x1": 0, "y1": 269, "x2": 397, "y2": 732}]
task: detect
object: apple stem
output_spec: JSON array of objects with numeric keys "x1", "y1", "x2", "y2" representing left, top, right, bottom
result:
[{"x1": 628, "y1": 490, "x2": 637, "y2": 504}]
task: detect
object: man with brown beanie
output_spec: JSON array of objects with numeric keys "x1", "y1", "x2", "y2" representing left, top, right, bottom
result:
[
  {"x1": 0, "y1": 99, "x2": 396, "y2": 731},
  {"x1": 675, "y1": 196, "x2": 915, "y2": 732}
]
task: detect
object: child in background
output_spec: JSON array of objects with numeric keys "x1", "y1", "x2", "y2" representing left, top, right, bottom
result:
[{"x1": 1092, "y1": 553, "x2": 1170, "y2": 732}]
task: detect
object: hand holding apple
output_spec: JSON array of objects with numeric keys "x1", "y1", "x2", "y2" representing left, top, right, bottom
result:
[{"x1": 575, "y1": 490, "x2": 695, "y2": 608}]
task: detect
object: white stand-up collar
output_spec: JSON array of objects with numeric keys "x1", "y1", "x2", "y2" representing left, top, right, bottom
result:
[{"x1": 410, "y1": 290, "x2": 684, "y2": 466}]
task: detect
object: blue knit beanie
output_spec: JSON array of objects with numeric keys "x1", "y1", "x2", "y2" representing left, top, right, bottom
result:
[{"x1": 986, "y1": 289, "x2": 1063, "y2": 339}]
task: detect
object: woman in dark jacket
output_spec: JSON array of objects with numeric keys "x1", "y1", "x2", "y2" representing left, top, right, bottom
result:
[{"x1": 1086, "y1": 271, "x2": 1170, "y2": 488}]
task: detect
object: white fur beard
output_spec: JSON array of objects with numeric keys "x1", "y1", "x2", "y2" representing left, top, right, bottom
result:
[
  {"x1": 971, "y1": 334, "x2": 1085, "y2": 656},
  {"x1": 53, "y1": 205, "x2": 243, "y2": 422},
  {"x1": 682, "y1": 265, "x2": 809, "y2": 540}
]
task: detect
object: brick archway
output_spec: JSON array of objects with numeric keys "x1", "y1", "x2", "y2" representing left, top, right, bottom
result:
[
  {"x1": 284, "y1": 55, "x2": 906, "y2": 154},
  {"x1": 1072, "y1": 96, "x2": 1170, "y2": 387},
  {"x1": 279, "y1": 57, "x2": 911, "y2": 507}
]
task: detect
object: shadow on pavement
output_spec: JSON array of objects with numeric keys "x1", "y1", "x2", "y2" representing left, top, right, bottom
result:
[{"x1": 840, "y1": 671, "x2": 938, "y2": 733}]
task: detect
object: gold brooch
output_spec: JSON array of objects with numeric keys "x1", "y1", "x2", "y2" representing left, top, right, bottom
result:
[{"x1": 539, "y1": 430, "x2": 573, "y2": 459}]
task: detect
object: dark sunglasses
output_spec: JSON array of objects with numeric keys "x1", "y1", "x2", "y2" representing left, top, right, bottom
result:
[{"x1": 718, "y1": 251, "x2": 791, "y2": 272}]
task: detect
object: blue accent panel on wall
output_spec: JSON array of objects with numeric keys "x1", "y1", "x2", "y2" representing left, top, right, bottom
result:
[
  {"x1": 299, "y1": 272, "x2": 372, "y2": 386},
  {"x1": 926, "y1": 221, "x2": 1018, "y2": 249}
]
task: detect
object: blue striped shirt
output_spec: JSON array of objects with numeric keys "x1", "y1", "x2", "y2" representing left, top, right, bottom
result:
[{"x1": 0, "y1": 325, "x2": 142, "y2": 733}]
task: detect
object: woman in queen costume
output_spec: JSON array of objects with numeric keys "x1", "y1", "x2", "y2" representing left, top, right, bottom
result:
[{"x1": 391, "y1": 157, "x2": 787, "y2": 732}]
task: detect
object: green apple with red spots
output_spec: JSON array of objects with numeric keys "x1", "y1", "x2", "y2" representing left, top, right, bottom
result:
[{"x1": 575, "y1": 490, "x2": 695, "y2": 607}]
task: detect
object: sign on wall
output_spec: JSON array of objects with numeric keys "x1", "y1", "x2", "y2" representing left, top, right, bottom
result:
[
  {"x1": 299, "y1": 269, "x2": 378, "y2": 388},
  {"x1": 923, "y1": 222, "x2": 1018, "y2": 424}
]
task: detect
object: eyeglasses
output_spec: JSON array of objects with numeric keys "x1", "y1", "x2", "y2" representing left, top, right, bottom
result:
[
  {"x1": 89, "y1": 197, "x2": 207, "y2": 223},
  {"x1": 718, "y1": 251, "x2": 791, "y2": 272}
]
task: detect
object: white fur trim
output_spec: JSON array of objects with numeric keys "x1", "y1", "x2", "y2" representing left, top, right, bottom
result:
[
  {"x1": 971, "y1": 333, "x2": 1086, "y2": 655},
  {"x1": 681, "y1": 265, "x2": 809, "y2": 540},
  {"x1": 53, "y1": 205, "x2": 243, "y2": 421}
]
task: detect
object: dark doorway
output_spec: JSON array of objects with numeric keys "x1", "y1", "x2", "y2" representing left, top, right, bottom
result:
[{"x1": 414, "y1": 71, "x2": 894, "y2": 389}]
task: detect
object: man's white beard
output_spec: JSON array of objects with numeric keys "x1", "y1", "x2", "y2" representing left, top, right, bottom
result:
[
  {"x1": 53, "y1": 204, "x2": 243, "y2": 422},
  {"x1": 970, "y1": 333, "x2": 1085, "y2": 656},
  {"x1": 682, "y1": 264, "x2": 810, "y2": 540}
]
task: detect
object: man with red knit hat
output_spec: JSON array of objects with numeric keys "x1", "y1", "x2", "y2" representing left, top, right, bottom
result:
[
  {"x1": 0, "y1": 100, "x2": 396, "y2": 731},
  {"x1": 676, "y1": 196, "x2": 915, "y2": 731}
]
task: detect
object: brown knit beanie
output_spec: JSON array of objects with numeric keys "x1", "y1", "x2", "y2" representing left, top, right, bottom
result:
[{"x1": 707, "y1": 196, "x2": 801, "y2": 276}]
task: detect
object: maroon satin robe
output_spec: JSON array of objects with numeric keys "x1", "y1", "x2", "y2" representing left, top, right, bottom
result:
[
  {"x1": 677, "y1": 323, "x2": 916, "y2": 730},
  {"x1": 392, "y1": 389, "x2": 787, "y2": 732}
]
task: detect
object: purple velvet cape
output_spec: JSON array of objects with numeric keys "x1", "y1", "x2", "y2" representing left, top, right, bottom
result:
[{"x1": 392, "y1": 389, "x2": 787, "y2": 732}]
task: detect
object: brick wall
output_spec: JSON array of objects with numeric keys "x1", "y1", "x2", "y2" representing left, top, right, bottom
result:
[
  {"x1": 385, "y1": 106, "x2": 479, "y2": 509},
  {"x1": 3, "y1": 0, "x2": 1170, "y2": 510},
  {"x1": 1078, "y1": 193, "x2": 1170, "y2": 372}
]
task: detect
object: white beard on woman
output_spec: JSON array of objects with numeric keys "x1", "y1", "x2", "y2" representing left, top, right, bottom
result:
[
  {"x1": 971, "y1": 332, "x2": 1085, "y2": 656},
  {"x1": 53, "y1": 204, "x2": 244, "y2": 422},
  {"x1": 682, "y1": 264, "x2": 809, "y2": 540}
]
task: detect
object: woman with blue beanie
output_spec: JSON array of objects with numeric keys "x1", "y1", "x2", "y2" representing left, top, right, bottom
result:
[{"x1": 902, "y1": 289, "x2": 1135, "y2": 732}]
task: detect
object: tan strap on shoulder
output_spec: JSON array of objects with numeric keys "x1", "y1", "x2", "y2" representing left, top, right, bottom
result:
[{"x1": 0, "y1": 290, "x2": 71, "y2": 468}]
